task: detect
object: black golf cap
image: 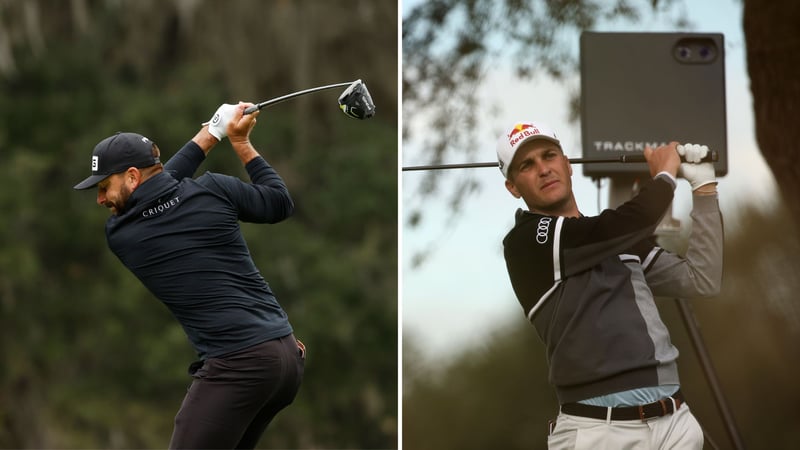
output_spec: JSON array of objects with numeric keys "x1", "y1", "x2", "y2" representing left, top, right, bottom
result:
[{"x1": 73, "y1": 132, "x2": 161, "y2": 190}]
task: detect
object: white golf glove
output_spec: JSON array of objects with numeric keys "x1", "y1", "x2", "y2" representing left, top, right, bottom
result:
[
  {"x1": 677, "y1": 143, "x2": 716, "y2": 190},
  {"x1": 207, "y1": 103, "x2": 238, "y2": 141}
]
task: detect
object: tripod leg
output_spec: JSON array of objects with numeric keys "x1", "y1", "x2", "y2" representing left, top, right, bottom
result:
[{"x1": 675, "y1": 298, "x2": 745, "y2": 450}]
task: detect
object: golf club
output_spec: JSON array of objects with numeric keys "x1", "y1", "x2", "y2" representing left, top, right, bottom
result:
[
  {"x1": 203, "y1": 79, "x2": 376, "y2": 125},
  {"x1": 244, "y1": 79, "x2": 375, "y2": 119},
  {"x1": 402, "y1": 149, "x2": 718, "y2": 171}
]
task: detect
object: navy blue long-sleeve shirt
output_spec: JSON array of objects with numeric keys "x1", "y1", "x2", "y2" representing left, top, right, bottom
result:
[{"x1": 105, "y1": 140, "x2": 294, "y2": 359}]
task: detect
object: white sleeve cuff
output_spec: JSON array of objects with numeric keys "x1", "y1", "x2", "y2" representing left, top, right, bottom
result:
[{"x1": 654, "y1": 171, "x2": 677, "y2": 190}]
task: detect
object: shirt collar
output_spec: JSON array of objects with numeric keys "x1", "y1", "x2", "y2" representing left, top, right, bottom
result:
[{"x1": 122, "y1": 172, "x2": 178, "y2": 212}]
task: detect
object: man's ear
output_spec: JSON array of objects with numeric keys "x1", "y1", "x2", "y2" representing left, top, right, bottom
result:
[
  {"x1": 505, "y1": 178, "x2": 521, "y2": 199},
  {"x1": 125, "y1": 167, "x2": 142, "y2": 189}
]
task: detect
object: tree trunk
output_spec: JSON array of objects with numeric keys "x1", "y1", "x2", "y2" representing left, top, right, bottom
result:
[{"x1": 743, "y1": 0, "x2": 800, "y2": 224}]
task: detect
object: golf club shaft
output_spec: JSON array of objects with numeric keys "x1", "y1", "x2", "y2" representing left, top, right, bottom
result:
[
  {"x1": 402, "y1": 150, "x2": 718, "y2": 172},
  {"x1": 244, "y1": 81, "x2": 354, "y2": 114}
]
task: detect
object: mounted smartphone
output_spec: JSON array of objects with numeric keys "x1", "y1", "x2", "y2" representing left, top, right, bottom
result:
[{"x1": 580, "y1": 32, "x2": 728, "y2": 178}]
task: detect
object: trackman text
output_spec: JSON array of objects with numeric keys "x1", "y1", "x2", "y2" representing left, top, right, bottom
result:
[{"x1": 592, "y1": 141, "x2": 668, "y2": 151}]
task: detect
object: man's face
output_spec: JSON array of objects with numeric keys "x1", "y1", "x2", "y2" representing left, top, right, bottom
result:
[
  {"x1": 504, "y1": 139, "x2": 575, "y2": 215},
  {"x1": 96, "y1": 172, "x2": 133, "y2": 215}
]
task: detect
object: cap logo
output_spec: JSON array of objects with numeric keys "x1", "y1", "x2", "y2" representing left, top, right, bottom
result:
[
  {"x1": 91, "y1": 155, "x2": 99, "y2": 171},
  {"x1": 508, "y1": 123, "x2": 534, "y2": 139},
  {"x1": 141, "y1": 137, "x2": 150, "y2": 144},
  {"x1": 507, "y1": 123, "x2": 542, "y2": 148}
]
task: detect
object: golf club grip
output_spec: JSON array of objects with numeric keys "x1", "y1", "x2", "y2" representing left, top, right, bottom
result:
[
  {"x1": 243, "y1": 105, "x2": 259, "y2": 115},
  {"x1": 618, "y1": 150, "x2": 718, "y2": 164}
]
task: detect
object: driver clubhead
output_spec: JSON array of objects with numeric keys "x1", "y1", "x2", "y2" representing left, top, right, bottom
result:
[{"x1": 338, "y1": 79, "x2": 376, "y2": 120}]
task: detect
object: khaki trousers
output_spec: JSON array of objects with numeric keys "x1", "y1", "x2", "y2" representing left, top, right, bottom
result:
[{"x1": 548, "y1": 401, "x2": 703, "y2": 450}]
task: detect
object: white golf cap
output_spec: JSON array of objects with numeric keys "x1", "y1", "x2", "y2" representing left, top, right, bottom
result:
[{"x1": 496, "y1": 121, "x2": 562, "y2": 178}]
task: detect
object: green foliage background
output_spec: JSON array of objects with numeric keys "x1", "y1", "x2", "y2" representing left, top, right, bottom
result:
[{"x1": 0, "y1": 1, "x2": 398, "y2": 448}]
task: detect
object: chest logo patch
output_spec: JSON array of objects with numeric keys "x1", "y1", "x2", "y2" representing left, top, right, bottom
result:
[{"x1": 536, "y1": 217, "x2": 551, "y2": 244}]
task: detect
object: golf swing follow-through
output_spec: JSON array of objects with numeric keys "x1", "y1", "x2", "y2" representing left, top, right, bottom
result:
[
  {"x1": 495, "y1": 121, "x2": 723, "y2": 450},
  {"x1": 74, "y1": 80, "x2": 375, "y2": 449}
]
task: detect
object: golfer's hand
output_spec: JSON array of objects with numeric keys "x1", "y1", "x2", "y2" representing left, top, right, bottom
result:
[
  {"x1": 644, "y1": 142, "x2": 680, "y2": 179},
  {"x1": 227, "y1": 102, "x2": 260, "y2": 146},
  {"x1": 678, "y1": 143, "x2": 716, "y2": 191},
  {"x1": 207, "y1": 103, "x2": 238, "y2": 141},
  {"x1": 226, "y1": 102, "x2": 261, "y2": 165}
]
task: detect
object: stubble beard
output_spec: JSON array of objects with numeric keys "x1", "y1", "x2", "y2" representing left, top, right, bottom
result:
[
  {"x1": 529, "y1": 183, "x2": 574, "y2": 216},
  {"x1": 109, "y1": 184, "x2": 132, "y2": 215}
]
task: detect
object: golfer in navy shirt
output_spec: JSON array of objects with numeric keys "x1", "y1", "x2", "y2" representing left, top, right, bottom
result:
[{"x1": 74, "y1": 103, "x2": 305, "y2": 449}]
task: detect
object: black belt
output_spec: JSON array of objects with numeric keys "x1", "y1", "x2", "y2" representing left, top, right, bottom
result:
[{"x1": 561, "y1": 389, "x2": 684, "y2": 421}]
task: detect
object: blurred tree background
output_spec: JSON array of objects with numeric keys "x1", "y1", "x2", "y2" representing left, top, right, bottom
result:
[
  {"x1": 0, "y1": 0, "x2": 397, "y2": 448},
  {"x1": 403, "y1": 0, "x2": 800, "y2": 449}
]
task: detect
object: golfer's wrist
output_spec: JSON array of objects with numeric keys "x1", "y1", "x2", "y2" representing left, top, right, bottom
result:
[
  {"x1": 654, "y1": 171, "x2": 677, "y2": 190},
  {"x1": 693, "y1": 183, "x2": 718, "y2": 195},
  {"x1": 193, "y1": 127, "x2": 220, "y2": 155},
  {"x1": 232, "y1": 140, "x2": 259, "y2": 165}
]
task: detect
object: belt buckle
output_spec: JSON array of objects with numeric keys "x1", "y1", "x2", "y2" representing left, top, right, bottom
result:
[
  {"x1": 639, "y1": 398, "x2": 671, "y2": 422},
  {"x1": 638, "y1": 404, "x2": 648, "y2": 422}
]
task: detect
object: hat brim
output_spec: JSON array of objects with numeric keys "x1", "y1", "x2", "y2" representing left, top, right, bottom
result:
[{"x1": 73, "y1": 174, "x2": 109, "y2": 190}]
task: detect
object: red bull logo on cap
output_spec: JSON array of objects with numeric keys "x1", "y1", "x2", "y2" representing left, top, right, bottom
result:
[{"x1": 507, "y1": 123, "x2": 542, "y2": 147}]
